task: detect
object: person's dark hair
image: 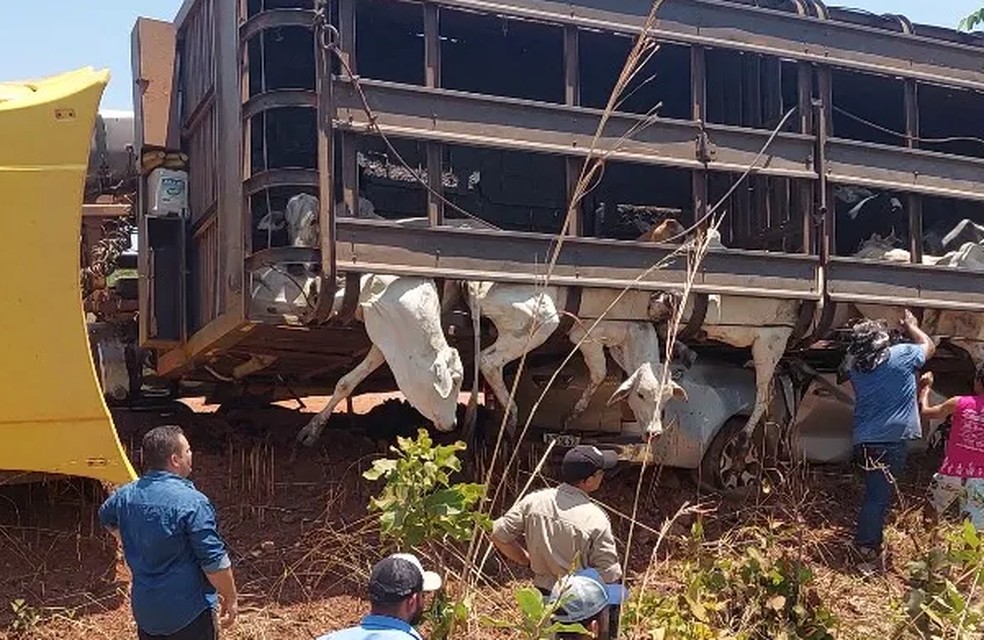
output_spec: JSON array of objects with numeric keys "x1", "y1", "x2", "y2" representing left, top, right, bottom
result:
[
  {"x1": 142, "y1": 425, "x2": 185, "y2": 470},
  {"x1": 975, "y1": 362, "x2": 984, "y2": 388},
  {"x1": 370, "y1": 599, "x2": 407, "y2": 617}
]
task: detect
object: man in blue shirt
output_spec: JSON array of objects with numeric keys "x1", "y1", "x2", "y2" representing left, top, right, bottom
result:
[
  {"x1": 317, "y1": 553, "x2": 442, "y2": 640},
  {"x1": 846, "y1": 309, "x2": 934, "y2": 573},
  {"x1": 99, "y1": 425, "x2": 238, "y2": 639}
]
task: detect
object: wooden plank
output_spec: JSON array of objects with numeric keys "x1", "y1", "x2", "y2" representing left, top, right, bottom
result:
[
  {"x1": 214, "y1": 0, "x2": 244, "y2": 318},
  {"x1": 131, "y1": 18, "x2": 180, "y2": 151},
  {"x1": 82, "y1": 204, "x2": 132, "y2": 219}
]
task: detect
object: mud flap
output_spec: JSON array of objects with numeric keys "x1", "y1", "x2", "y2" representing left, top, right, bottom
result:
[{"x1": 0, "y1": 68, "x2": 137, "y2": 485}]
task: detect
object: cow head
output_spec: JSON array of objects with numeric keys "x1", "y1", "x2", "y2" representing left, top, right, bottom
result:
[
  {"x1": 256, "y1": 194, "x2": 320, "y2": 248},
  {"x1": 606, "y1": 364, "x2": 688, "y2": 435},
  {"x1": 284, "y1": 193, "x2": 320, "y2": 248},
  {"x1": 648, "y1": 291, "x2": 680, "y2": 323},
  {"x1": 420, "y1": 346, "x2": 465, "y2": 432}
]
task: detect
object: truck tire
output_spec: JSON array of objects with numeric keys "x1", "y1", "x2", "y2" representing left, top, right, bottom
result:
[{"x1": 696, "y1": 415, "x2": 763, "y2": 497}]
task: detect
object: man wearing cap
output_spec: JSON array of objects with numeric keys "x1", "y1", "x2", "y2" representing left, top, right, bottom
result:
[
  {"x1": 491, "y1": 445, "x2": 622, "y2": 594},
  {"x1": 316, "y1": 553, "x2": 442, "y2": 640},
  {"x1": 548, "y1": 568, "x2": 627, "y2": 640}
]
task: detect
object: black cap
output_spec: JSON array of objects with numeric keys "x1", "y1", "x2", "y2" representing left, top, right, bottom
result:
[
  {"x1": 561, "y1": 446, "x2": 618, "y2": 484},
  {"x1": 368, "y1": 553, "x2": 442, "y2": 603}
]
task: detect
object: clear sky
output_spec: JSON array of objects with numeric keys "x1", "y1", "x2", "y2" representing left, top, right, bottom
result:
[{"x1": 0, "y1": 0, "x2": 980, "y2": 111}]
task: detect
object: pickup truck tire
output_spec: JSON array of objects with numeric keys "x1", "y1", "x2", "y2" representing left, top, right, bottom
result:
[{"x1": 696, "y1": 415, "x2": 763, "y2": 497}]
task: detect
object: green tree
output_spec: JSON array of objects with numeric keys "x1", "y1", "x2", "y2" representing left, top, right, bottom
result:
[
  {"x1": 362, "y1": 428, "x2": 490, "y2": 548},
  {"x1": 959, "y1": 8, "x2": 984, "y2": 31}
]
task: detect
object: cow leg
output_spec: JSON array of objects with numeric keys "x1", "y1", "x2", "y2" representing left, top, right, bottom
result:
[
  {"x1": 742, "y1": 327, "x2": 793, "y2": 435},
  {"x1": 480, "y1": 318, "x2": 559, "y2": 435},
  {"x1": 564, "y1": 325, "x2": 607, "y2": 428},
  {"x1": 296, "y1": 345, "x2": 386, "y2": 447},
  {"x1": 464, "y1": 284, "x2": 482, "y2": 438}
]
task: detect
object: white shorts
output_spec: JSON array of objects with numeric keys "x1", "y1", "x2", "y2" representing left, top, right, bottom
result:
[{"x1": 929, "y1": 473, "x2": 984, "y2": 530}]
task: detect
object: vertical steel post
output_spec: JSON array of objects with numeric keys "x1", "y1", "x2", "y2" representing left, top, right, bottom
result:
[
  {"x1": 564, "y1": 25, "x2": 584, "y2": 236},
  {"x1": 424, "y1": 3, "x2": 444, "y2": 226},
  {"x1": 309, "y1": 0, "x2": 338, "y2": 323}
]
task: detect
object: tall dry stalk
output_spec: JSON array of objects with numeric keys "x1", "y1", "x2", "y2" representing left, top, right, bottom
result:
[
  {"x1": 466, "y1": 0, "x2": 670, "y2": 522},
  {"x1": 462, "y1": 0, "x2": 680, "y2": 585}
]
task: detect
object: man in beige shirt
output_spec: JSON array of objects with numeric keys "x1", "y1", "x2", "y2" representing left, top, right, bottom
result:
[{"x1": 491, "y1": 446, "x2": 622, "y2": 594}]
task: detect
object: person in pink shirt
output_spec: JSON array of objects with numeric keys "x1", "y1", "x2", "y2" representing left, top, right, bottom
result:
[{"x1": 918, "y1": 364, "x2": 984, "y2": 529}]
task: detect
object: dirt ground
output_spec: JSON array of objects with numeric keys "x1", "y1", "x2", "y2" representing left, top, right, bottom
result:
[{"x1": 0, "y1": 393, "x2": 953, "y2": 639}]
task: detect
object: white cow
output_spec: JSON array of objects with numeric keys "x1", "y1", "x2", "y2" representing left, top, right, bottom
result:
[
  {"x1": 645, "y1": 221, "x2": 799, "y2": 438},
  {"x1": 852, "y1": 232, "x2": 984, "y2": 366},
  {"x1": 251, "y1": 194, "x2": 465, "y2": 445},
  {"x1": 295, "y1": 272, "x2": 464, "y2": 445},
  {"x1": 460, "y1": 281, "x2": 688, "y2": 436}
]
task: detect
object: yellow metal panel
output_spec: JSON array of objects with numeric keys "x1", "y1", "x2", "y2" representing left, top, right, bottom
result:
[{"x1": 0, "y1": 67, "x2": 137, "y2": 486}]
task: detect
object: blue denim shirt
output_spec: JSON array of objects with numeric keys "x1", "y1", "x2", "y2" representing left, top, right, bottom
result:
[
  {"x1": 315, "y1": 614, "x2": 424, "y2": 640},
  {"x1": 849, "y1": 343, "x2": 927, "y2": 444},
  {"x1": 98, "y1": 471, "x2": 230, "y2": 635}
]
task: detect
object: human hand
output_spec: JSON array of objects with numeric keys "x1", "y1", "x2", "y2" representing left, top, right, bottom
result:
[
  {"x1": 902, "y1": 309, "x2": 919, "y2": 330},
  {"x1": 219, "y1": 596, "x2": 238, "y2": 628},
  {"x1": 919, "y1": 371, "x2": 934, "y2": 389}
]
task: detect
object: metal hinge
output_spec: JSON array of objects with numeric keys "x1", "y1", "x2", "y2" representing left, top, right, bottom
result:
[{"x1": 695, "y1": 129, "x2": 716, "y2": 164}]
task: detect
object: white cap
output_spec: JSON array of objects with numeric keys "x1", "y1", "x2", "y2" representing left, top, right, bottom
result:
[{"x1": 391, "y1": 553, "x2": 443, "y2": 592}]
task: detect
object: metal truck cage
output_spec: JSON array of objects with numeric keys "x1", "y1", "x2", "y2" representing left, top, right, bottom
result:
[{"x1": 131, "y1": 0, "x2": 984, "y2": 398}]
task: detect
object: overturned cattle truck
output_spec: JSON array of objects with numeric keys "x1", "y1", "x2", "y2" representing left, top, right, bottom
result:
[{"x1": 131, "y1": 0, "x2": 984, "y2": 412}]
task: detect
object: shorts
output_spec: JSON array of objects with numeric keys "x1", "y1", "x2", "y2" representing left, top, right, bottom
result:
[{"x1": 929, "y1": 473, "x2": 984, "y2": 530}]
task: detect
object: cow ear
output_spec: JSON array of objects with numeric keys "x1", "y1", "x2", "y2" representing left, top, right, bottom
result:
[
  {"x1": 431, "y1": 351, "x2": 461, "y2": 399},
  {"x1": 258, "y1": 210, "x2": 285, "y2": 231},
  {"x1": 668, "y1": 380, "x2": 688, "y2": 402},
  {"x1": 607, "y1": 371, "x2": 639, "y2": 406}
]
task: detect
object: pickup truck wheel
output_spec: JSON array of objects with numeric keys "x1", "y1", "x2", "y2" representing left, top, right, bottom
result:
[{"x1": 696, "y1": 416, "x2": 763, "y2": 496}]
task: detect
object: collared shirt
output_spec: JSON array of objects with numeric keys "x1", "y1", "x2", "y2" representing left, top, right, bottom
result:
[
  {"x1": 492, "y1": 484, "x2": 622, "y2": 591},
  {"x1": 315, "y1": 614, "x2": 424, "y2": 640},
  {"x1": 98, "y1": 471, "x2": 231, "y2": 636},
  {"x1": 850, "y1": 343, "x2": 927, "y2": 444}
]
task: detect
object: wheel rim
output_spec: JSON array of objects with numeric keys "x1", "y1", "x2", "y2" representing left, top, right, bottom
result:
[{"x1": 718, "y1": 433, "x2": 763, "y2": 491}]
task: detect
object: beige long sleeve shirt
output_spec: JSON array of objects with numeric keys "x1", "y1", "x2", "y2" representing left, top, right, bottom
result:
[{"x1": 492, "y1": 484, "x2": 622, "y2": 591}]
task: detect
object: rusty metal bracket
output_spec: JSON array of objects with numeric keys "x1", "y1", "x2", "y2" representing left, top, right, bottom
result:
[
  {"x1": 790, "y1": 299, "x2": 818, "y2": 347},
  {"x1": 695, "y1": 128, "x2": 717, "y2": 164},
  {"x1": 679, "y1": 293, "x2": 709, "y2": 341},
  {"x1": 557, "y1": 286, "x2": 583, "y2": 335},
  {"x1": 337, "y1": 271, "x2": 362, "y2": 325}
]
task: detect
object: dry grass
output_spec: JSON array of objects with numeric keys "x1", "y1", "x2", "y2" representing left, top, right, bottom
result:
[{"x1": 0, "y1": 422, "x2": 961, "y2": 640}]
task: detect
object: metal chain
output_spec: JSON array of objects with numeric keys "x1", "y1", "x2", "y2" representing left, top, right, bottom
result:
[{"x1": 81, "y1": 218, "x2": 136, "y2": 296}]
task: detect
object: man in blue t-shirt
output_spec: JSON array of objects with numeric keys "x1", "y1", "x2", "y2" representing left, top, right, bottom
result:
[
  {"x1": 846, "y1": 309, "x2": 935, "y2": 573},
  {"x1": 99, "y1": 425, "x2": 238, "y2": 639}
]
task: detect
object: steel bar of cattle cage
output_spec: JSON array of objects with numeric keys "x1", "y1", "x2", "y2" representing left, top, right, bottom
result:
[
  {"x1": 247, "y1": 220, "x2": 821, "y2": 299},
  {"x1": 153, "y1": 0, "x2": 984, "y2": 378},
  {"x1": 331, "y1": 79, "x2": 984, "y2": 203},
  {"x1": 427, "y1": 0, "x2": 984, "y2": 92}
]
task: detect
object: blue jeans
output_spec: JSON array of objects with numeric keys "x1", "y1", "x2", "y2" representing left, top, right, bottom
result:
[{"x1": 854, "y1": 441, "x2": 908, "y2": 550}]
